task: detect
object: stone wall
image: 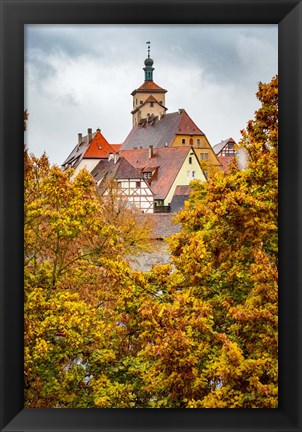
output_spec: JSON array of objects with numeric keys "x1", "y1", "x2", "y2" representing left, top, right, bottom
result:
[{"x1": 128, "y1": 240, "x2": 172, "y2": 272}]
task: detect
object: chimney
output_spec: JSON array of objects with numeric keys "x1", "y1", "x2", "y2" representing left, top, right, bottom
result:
[
  {"x1": 88, "y1": 128, "x2": 92, "y2": 142},
  {"x1": 78, "y1": 133, "x2": 82, "y2": 145},
  {"x1": 114, "y1": 152, "x2": 120, "y2": 164},
  {"x1": 108, "y1": 152, "x2": 114, "y2": 161},
  {"x1": 96, "y1": 127, "x2": 101, "y2": 133},
  {"x1": 149, "y1": 145, "x2": 153, "y2": 159},
  {"x1": 178, "y1": 108, "x2": 184, "y2": 114}
]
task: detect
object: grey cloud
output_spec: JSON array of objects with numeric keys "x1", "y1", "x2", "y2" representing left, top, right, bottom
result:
[
  {"x1": 24, "y1": 24, "x2": 277, "y2": 165},
  {"x1": 56, "y1": 92, "x2": 79, "y2": 107},
  {"x1": 25, "y1": 25, "x2": 100, "y2": 58},
  {"x1": 25, "y1": 52, "x2": 57, "y2": 83}
]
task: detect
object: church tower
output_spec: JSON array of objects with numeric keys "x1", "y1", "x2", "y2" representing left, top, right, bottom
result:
[{"x1": 131, "y1": 42, "x2": 167, "y2": 126}]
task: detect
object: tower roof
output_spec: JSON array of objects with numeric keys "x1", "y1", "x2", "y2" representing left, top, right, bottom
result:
[
  {"x1": 131, "y1": 42, "x2": 166, "y2": 93},
  {"x1": 131, "y1": 81, "x2": 167, "y2": 95}
]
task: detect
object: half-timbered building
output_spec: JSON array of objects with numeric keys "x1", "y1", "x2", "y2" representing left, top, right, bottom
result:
[
  {"x1": 91, "y1": 155, "x2": 154, "y2": 214},
  {"x1": 120, "y1": 146, "x2": 207, "y2": 212},
  {"x1": 213, "y1": 137, "x2": 237, "y2": 172}
]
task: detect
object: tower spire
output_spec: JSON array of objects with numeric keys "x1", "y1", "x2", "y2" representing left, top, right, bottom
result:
[
  {"x1": 146, "y1": 41, "x2": 150, "y2": 58},
  {"x1": 144, "y1": 41, "x2": 154, "y2": 81}
]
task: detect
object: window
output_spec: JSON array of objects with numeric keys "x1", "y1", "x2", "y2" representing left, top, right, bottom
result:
[
  {"x1": 150, "y1": 102, "x2": 154, "y2": 107},
  {"x1": 182, "y1": 138, "x2": 186, "y2": 144},
  {"x1": 192, "y1": 171, "x2": 196, "y2": 178},
  {"x1": 200, "y1": 153, "x2": 209, "y2": 160},
  {"x1": 143, "y1": 172, "x2": 152, "y2": 179},
  {"x1": 136, "y1": 181, "x2": 141, "y2": 188},
  {"x1": 189, "y1": 157, "x2": 192, "y2": 164},
  {"x1": 189, "y1": 137, "x2": 193, "y2": 146},
  {"x1": 140, "y1": 100, "x2": 143, "y2": 105},
  {"x1": 197, "y1": 139, "x2": 200, "y2": 146},
  {"x1": 159, "y1": 101, "x2": 162, "y2": 105}
]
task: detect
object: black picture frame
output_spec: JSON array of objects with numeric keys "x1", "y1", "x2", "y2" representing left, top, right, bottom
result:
[{"x1": 1, "y1": 0, "x2": 301, "y2": 431}]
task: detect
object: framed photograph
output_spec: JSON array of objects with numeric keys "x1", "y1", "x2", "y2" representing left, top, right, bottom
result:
[{"x1": 1, "y1": 0, "x2": 301, "y2": 431}]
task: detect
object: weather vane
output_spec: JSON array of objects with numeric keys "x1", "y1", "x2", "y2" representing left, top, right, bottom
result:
[{"x1": 146, "y1": 41, "x2": 151, "y2": 58}]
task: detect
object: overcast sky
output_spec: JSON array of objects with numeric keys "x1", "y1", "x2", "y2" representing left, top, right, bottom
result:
[{"x1": 24, "y1": 24, "x2": 278, "y2": 165}]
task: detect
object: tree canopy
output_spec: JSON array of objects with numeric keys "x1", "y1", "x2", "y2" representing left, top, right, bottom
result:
[{"x1": 24, "y1": 75, "x2": 278, "y2": 408}]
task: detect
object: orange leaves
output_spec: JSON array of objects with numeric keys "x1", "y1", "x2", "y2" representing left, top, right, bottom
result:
[{"x1": 24, "y1": 75, "x2": 278, "y2": 408}]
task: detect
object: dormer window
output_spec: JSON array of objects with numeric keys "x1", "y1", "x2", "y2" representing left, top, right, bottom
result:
[{"x1": 143, "y1": 172, "x2": 152, "y2": 180}]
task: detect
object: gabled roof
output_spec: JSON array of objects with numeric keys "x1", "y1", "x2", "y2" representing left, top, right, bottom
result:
[
  {"x1": 131, "y1": 80, "x2": 167, "y2": 95},
  {"x1": 213, "y1": 138, "x2": 236, "y2": 155},
  {"x1": 120, "y1": 146, "x2": 194, "y2": 200},
  {"x1": 122, "y1": 109, "x2": 205, "y2": 151},
  {"x1": 84, "y1": 132, "x2": 116, "y2": 159},
  {"x1": 62, "y1": 132, "x2": 97, "y2": 169},
  {"x1": 131, "y1": 95, "x2": 168, "y2": 115},
  {"x1": 91, "y1": 157, "x2": 145, "y2": 185},
  {"x1": 62, "y1": 130, "x2": 116, "y2": 170}
]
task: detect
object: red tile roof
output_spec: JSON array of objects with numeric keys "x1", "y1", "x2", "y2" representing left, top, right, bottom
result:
[
  {"x1": 84, "y1": 131, "x2": 115, "y2": 159},
  {"x1": 131, "y1": 81, "x2": 167, "y2": 95},
  {"x1": 177, "y1": 110, "x2": 204, "y2": 135},
  {"x1": 62, "y1": 130, "x2": 119, "y2": 170},
  {"x1": 120, "y1": 146, "x2": 192, "y2": 200},
  {"x1": 217, "y1": 156, "x2": 236, "y2": 172},
  {"x1": 111, "y1": 144, "x2": 122, "y2": 152}
]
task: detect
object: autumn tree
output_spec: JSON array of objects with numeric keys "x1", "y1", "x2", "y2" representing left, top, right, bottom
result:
[
  {"x1": 142, "y1": 75, "x2": 278, "y2": 408},
  {"x1": 24, "y1": 150, "x2": 154, "y2": 407},
  {"x1": 98, "y1": 177, "x2": 154, "y2": 256},
  {"x1": 24, "y1": 75, "x2": 278, "y2": 408}
]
